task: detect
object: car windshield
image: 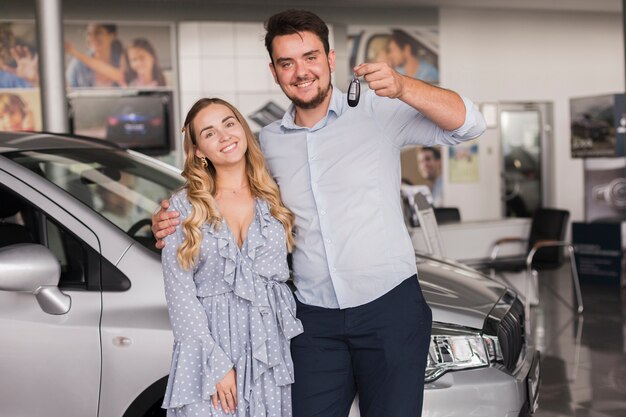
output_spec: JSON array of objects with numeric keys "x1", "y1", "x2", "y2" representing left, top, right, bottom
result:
[{"x1": 5, "y1": 148, "x2": 184, "y2": 250}]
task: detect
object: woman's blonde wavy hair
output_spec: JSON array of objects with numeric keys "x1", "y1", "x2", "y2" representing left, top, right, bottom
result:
[{"x1": 177, "y1": 98, "x2": 295, "y2": 270}]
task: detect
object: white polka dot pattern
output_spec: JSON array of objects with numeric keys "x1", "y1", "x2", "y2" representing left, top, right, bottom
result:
[{"x1": 161, "y1": 190, "x2": 303, "y2": 416}]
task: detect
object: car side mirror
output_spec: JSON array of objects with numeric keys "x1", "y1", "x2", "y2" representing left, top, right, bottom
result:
[{"x1": 0, "y1": 243, "x2": 71, "y2": 315}]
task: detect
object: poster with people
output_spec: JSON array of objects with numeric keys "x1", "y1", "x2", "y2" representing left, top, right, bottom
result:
[
  {"x1": 64, "y1": 22, "x2": 176, "y2": 156},
  {"x1": 0, "y1": 22, "x2": 41, "y2": 132},
  {"x1": 64, "y1": 22, "x2": 174, "y2": 89},
  {"x1": 347, "y1": 25, "x2": 439, "y2": 84},
  {"x1": 400, "y1": 146, "x2": 444, "y2": 207},
  {"x1": 0, "y1": 90, "x2": 41, "y2": 131},
  {"x1": 449, "y1": 141, "x2": 479, "y2": 183}
]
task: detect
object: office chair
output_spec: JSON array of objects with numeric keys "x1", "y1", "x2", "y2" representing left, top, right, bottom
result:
[
  {"x1": 486, "y1": 208, "x2": 583, "y2": 314},
  {"x1": 433, "y1": 207, "x2": 461, "y2": 224},
  {"x1": 413, "y1": 192, "x2": 446, "y2": 258}
]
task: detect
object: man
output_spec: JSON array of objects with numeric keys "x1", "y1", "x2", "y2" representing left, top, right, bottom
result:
[
  {"x1": 153, "y1": 9, "x2": 485, "y2": 417},
  {"x1": 386, "y1": 28, "x2": 439, "y2": 83},
  {"x1": 418, "y1": 146, "x2": 443, "y2": 206}
]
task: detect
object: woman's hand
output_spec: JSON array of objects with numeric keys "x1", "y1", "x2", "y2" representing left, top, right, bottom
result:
[{"x1": 212, "y1": 368, "x2": 237, "y2": 414}]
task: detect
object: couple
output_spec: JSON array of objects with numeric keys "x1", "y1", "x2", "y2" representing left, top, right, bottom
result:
[{"x1": 155, "y1": 9, "x2": 486, "y2": 417}]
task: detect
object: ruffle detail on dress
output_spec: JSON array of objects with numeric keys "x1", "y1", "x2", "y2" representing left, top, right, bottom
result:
[
  {"x1": 209, "y1": 220, "x2": 257, "y2": 304},
  {"x1": 247, "y1": 199, "x2": 272, "y2": 261},
  {"x1": 162, "y1": 335, "x2": 233, "y2": 409},
  {"x1": 248, "y1": 279, "x2": 303, "y2": 391}
]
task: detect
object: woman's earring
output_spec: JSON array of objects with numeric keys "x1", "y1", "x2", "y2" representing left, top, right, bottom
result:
[{"x1": 201, "y1": 157, "x2": 209, "y2": 168}]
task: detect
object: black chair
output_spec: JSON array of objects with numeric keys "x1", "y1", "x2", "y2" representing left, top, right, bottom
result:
[
  {"x1": 433, "y1": 207, "x2": 461, "y2": 224},
  {"x1": 485, "y1": 208, "x2": 583, "y2": 314}
]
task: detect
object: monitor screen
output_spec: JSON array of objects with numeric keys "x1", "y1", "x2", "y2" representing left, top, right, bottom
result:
[{"x1": 69, "y1": 92, "x2": 174, "y2": 155}]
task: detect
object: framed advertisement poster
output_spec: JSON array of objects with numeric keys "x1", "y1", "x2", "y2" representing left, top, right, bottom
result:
[{"x1": 570, "y1": 93, "x2": 625, "y2": 158}]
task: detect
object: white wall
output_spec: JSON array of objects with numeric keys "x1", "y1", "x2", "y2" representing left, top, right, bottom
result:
[{"x1": 440, "y1": 8, "x2": 625, "y2": 222}]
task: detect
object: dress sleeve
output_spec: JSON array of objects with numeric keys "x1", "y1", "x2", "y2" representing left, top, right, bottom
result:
[{"x1": 161, "y1": 192, "x2": 234, "y2": 409}]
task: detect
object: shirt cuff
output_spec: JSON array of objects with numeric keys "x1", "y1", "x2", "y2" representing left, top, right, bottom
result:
[{"x1": 450, "y1": 96, "x2": 487, "y2": 139}]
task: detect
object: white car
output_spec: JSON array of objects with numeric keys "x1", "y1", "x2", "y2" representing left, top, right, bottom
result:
[{"x1": 0, "y1": 131, "x2": 539, "y2": 417}]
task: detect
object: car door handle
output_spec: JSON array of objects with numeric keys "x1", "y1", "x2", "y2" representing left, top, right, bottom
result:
[{"x1": 112, "y1": 336, "x2": 133, "y2": 347}]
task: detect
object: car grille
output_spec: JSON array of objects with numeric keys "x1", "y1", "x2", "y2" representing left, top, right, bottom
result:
[
  {"x1": 484, "y1": 292, "x2": 526, "y2": 372},
  {"x1": 498, "y1": 298, "x2": 525, "y2": 371}
]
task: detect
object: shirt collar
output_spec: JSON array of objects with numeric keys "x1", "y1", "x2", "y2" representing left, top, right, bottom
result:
[{"x1": 280, "y1": 86, "x2": 344, "y2": 131}]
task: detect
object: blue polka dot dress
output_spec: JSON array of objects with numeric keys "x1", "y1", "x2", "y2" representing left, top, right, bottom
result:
[{"x1": 161, "y1": 190, "x2": 303, "y2": 417}]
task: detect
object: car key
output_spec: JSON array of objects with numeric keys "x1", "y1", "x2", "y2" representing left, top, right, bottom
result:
[{"x1": 347, "y1": 76, "x2": 360, "y2": 107}]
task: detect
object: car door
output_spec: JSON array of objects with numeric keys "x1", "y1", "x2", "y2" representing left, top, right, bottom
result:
[{"x1": 0, "y1": 173, "x2": 102, "y2": 417}]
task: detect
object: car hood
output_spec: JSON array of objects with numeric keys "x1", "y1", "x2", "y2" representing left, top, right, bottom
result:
[{"x1": 416, "y1": 253, "x2": 508, "y2": 330}]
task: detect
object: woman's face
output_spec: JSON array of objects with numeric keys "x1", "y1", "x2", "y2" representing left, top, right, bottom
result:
[
  {"x1": 86, "y1": 24, "x2": 115, "y2": 54},
  {"x1": 128, "y1": 46, "x2": 155, "y2": 79},
  {"x1": 192, "y1": 104, "x2": 248, "y2": 170}
]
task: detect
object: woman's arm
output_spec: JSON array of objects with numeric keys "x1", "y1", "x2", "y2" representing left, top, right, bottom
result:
[{"x1": 64, "y1": 41, "x2": 126, "y2": 86}]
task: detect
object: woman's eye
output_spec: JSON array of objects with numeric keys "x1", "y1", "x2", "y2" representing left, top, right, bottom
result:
[{"x1": 226, "y1": 122, "x2": 235, "y2": 128}]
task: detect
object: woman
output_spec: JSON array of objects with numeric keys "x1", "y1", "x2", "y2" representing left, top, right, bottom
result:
[
  {"x1": 161, "y1": 98, "x2": 302, "y2": 417},
  {"x1": 125, "y1": 38, "x2": 166, "y2": 87},
  {"x1": 65, "y1": 23, "x2": 127, "y2": 87},
  {"x1": 0, "y1": 93, "x2": 35, "y2": 131}
]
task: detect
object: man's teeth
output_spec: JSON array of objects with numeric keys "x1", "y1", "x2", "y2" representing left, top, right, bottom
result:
[
  {"x1": 296, "y1": 80, "x2": 314, "y2": 88},
  {"x1": 222, "y1": 143, "x2": 236, "y2": 152}
]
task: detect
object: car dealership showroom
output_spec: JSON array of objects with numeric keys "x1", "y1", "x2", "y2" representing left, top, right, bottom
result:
[{"x1": 1, "y1": 0, "x2": 625, "y2": 416}]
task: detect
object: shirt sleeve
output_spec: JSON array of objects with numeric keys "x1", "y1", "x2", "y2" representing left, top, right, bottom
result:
[
  {"x1": 370, "y1": 91, "x2": 486, "y2": 148},
  {"x1": 161, "y1": 192, "x2": 233, "y2": 409}
]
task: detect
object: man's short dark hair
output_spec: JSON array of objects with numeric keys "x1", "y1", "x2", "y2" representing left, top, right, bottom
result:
[
  {"x1": 390, "y1": 29, "x2": 420, "y2": 58},
  {"x1": 264, "y1": 9, "x2": 330, "y2": 63},
  {"x1": 421, "y1": 147, "x2": 441, "y2": 160}
]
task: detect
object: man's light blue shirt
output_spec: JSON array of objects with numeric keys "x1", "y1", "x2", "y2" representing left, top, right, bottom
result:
[{"x1": 259, "y1": 87, "x2": 485, "y2": 309}]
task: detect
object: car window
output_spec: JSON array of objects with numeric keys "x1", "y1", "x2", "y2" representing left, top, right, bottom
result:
[
  {"x1": 0, "y1": 187, "x2": 90, "y2": 289},
  {"x1": 5, "y1": 148, "x2": 184, "y2": 252},
  {"x1": 365, "y1": 34, "x2": 391, "y2": 63}
]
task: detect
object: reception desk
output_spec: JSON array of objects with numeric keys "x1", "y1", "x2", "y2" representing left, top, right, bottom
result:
[{"x1": 409, "y1": 217, "x2": 532, "y2": 265}]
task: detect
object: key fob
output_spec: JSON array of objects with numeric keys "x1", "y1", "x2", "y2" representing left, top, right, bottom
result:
[{"x1": 348, "y1": 77, "x2": 360, "y2": 107}]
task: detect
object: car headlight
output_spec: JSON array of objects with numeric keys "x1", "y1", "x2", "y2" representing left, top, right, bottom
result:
[{"x1": 425, "y1": 323, "x2": 501, "y2": 382}]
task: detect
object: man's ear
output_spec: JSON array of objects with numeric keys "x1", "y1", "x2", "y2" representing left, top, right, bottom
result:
[
  {"x1": 269, "y1": 62, "x2": 279, "y2": 84},
  {"x1": 328, "y1": 49, "x2": 336, "y2": 74}
]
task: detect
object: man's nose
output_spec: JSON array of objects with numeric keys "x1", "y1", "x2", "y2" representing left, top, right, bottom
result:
[{"x1": 295, "y1": 61, "x2": 308, "y2": 77}]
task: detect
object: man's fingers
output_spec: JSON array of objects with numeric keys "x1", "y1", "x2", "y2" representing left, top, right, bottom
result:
[
  {"x1": 158, "y1": 210, "x2": 179, "y2": 222},
  {"x1": 353, "y1": 62, "x2": 383, "y2": 77},
  {"x1": 160, "y1": 199, "x2": 170, "y2": 210},
  {"x1": 154, "y1": 225, "x2": 176, "y2": 240},
  {"x1": 155, "y1": 239, "x2": 165, "y2": 250}
]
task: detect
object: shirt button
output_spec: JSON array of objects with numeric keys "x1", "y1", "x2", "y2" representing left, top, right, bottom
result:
[
  {"x1": 326, "y1": 238, "x2": 332, "y2": 244},
  {"x1": 310, "y1": 155, "x2": 316, "y2": 161},
  {"x1": 320, "y1": 210, "x2": 326, "y2": 215}
]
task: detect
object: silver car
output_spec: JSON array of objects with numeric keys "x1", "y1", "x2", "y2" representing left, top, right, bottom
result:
[{"x1": 0, "y1": 131, "x2": 539, "y2": 417}]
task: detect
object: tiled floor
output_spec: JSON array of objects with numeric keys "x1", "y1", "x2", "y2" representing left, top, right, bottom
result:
[{"x1": 524, "y1": 267, "x2": 626, "y2": 417}]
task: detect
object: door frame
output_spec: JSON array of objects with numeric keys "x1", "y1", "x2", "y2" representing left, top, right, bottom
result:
[{"x1": 498, "y1": 102, "x2": 554, "y2": 217}]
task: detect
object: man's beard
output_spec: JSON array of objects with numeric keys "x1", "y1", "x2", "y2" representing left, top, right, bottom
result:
[{"x1": 283, "y1": 78, "x2": 332, "y2": 110}]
